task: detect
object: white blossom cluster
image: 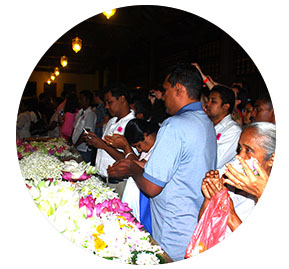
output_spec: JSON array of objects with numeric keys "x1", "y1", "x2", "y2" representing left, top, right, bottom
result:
[
  {"x1": 73, "y1": 176, "x2": 118, "y2": 203},
  {"x1": 27, "y1": 179, "x2": 97, "y2": 244},
  {"x1": 19, "y1": 152, "x2": 64, "y2": 182},
  {"x1": 135, "y1": 252, "x2": 161, "y2": 265}
]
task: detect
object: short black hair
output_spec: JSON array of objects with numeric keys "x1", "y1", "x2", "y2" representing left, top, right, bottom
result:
[
  {"x1": 64, "y1": 94, "x2": 79, "y2": 113},
  {"x1": 80, "y1": 90, "x2": 93, "y2": 106},
  {"x1": 104, "y1": 82, "x2": 130, "y2": 103},
  {"x1": 124, "y1": 119, "x2": 159, "y2": 145},
  {"x1": 211, "y1": 85, "x2": 235, "y2": 114},
  {"x1": 94, "y1": 90, "x2": 105, "y2": 102},
  {"x1": 166, "y1": 63, "x2": 203, "y2": 100},
  {"x1": 133, "y1": 99, "x2": 152, "y2": 121}
]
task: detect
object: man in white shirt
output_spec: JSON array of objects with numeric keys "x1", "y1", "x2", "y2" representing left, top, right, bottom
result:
[
  {"x1": 84, "y1": 84, "x2": 135, "y2": 197},
  {"x1": 72, "y1": 90, "x2": 96, "y2": 163},
  {"x1": 205, "y1": 85, "x2": 242, "y2": 169}
]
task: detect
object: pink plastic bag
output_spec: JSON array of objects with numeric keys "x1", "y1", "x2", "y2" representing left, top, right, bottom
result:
[{"x1": 185, "y1": 189, "x2": 230, "y2": 258}]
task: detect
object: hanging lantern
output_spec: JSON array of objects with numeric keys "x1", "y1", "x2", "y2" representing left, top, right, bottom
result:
[
  {"x1": 50, "y1": 73, "x2": 56, "y2": 81},
  {"x1": 47, "y1": 78, "x2": 52, "y2": 85},
  {"x1": 60, "y1": 56, "x2": 68, "y2": 67},
  {"x1": 103, "y1": 9, "x2": 117, "y2": 19},
  {"x1": 54, "y1": 67, "x2": 60, "y2": 76},
  {"x1": 72, "y1": 36, "x2": 82, "y2": 53}
]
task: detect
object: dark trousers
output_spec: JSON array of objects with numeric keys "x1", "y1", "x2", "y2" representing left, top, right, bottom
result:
[{"x1": 79, "y1": 150, "x2": 92, "y2": 164}]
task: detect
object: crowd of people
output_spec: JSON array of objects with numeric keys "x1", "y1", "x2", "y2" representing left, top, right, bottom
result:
[{"x1": 16, "y1": 63, "x2": 276, "y2": 262}]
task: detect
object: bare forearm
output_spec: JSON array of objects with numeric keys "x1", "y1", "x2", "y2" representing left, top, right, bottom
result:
[
  {"x1": 130, "y1": 164, "x2": 162, "y2": 198},
  {"x1": 227, "y1": 210, "x2": 242, "y2": 232},
  {"x1": 103, "y1": 143, "x2": 125, "y2": 161},
  {"x1": 198, "y1": 198, "x2": 210, "y2": 221}
]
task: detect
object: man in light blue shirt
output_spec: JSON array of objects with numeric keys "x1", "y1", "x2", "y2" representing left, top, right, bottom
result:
[{"x1": 107, "y1": 63, "x2": 217, "y2": 261}]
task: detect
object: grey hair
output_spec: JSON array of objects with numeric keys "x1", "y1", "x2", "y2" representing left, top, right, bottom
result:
[{"x1": 243, "y1": 122, "x2": 276, "y2": 160}]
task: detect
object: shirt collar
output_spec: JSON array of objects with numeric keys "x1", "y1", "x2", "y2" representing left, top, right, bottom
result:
[
  {"x1": 175, "y1": 101, "x2": 203, "y2": 115},
  {"x1": 216, "y1": 114, "x2": 232, "y2": 127},
  {"x1": 113, "y1": 109, "x2": 135, "y2": 123}
]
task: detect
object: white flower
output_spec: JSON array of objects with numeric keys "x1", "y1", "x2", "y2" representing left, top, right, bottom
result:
[
  {"x1": 19, "y1": 152, "x2": 64, "y2": 182},
  {"x1": 73, "y1": 176, "x2": 118, "y2": 203},
  {"x1": 135, "y1": 252, "x2": 160, "y2": 265},
  {"x1": 62, "y1": 160, "x2": 98, "y2": 179}
]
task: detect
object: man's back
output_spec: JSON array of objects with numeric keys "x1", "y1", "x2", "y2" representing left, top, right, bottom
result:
[{"x1": 144, "y1": 103, "x2": 217, "y2": 261}]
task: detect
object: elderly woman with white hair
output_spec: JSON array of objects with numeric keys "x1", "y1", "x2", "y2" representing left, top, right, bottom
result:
[
  {"x1": 199, "y1": 121, "x2": 276, "y2": 233},
  {"x1": 223, "y1": 122, "x2": 275, "y2": 199}
]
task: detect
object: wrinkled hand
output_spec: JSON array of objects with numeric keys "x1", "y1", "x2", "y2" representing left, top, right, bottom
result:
[
  {"x1": 201, "y1": 170, "x2": 224, "y2": 200},
  {"x1": 83, "y1": 132, "x2": 105, "y2": 149},
  {"x1": 104, "y1": 134, "x2": 128, "y2": 149},
  {"x1": 107, "y1": 159, "x2": 135, "y2": 179},
  {"x1": 223, "y1": 155, "x2": 270, "y2": 199}
]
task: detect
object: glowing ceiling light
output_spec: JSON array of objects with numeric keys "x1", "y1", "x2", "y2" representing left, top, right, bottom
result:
[
  {"x1": 103, "y1": 9, "x2": 117, "y2": 19},
  {"x1": 54, "y1": 67, "x2": 60, "y2": 76},
  {"x1": 50, "y1": 73, "x2": 56, "y2": 81},
  {"x1": 72, "y1": 36, "x2": 82, "y2": 53},
  {"x1": 60, "y1": 56, "x2": 68, "y2": 67}
]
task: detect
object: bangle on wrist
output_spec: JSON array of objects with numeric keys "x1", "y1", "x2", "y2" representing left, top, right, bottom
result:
[
  {"x1": 125, "y1": 152, "x2": 134, "y2": 159},
  {"x1": 203, "y1": 77, "x2": 209, "y2": 83}
]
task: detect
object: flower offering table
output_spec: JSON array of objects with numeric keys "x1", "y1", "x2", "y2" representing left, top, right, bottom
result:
[{"x1": 17, "y1": 137, "x2": 172, "y2": 265}]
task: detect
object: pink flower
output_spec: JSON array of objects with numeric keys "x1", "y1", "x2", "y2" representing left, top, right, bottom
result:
[
  {"x1": 16, "y1": 139, "x2": 23, "y2": 147},
  {"x1": 216, "y1": 133, "x2": 222, "y2": 140},
  {"x1": 93, "y1": 198, "x2": 144, "y2": 229},
  {"x1": 48, "y1": 149, "x2": 55, "y2": 155},
  {"x1": 79, "y1": 196, "x2": 96, "y2": 218},
  {"x1": 61, "y1": 171, "x2": 90, "y2": 181},
  {"x1": 56, "y1": 146, "x2": 64, "y2": 153},
  {"x1": 24, "y1": 143, "x2": 34, "y2": 152},
  {"x1": 17, "y1": 152, "x2": 23, "y2": 159}
]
